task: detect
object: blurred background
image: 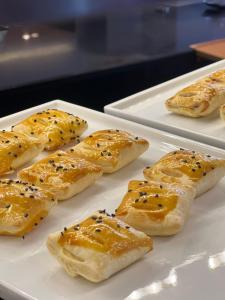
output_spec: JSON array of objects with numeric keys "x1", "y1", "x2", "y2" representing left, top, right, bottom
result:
[{"x1": 1, "y1": 0, "x2": 225, "y2": 116}]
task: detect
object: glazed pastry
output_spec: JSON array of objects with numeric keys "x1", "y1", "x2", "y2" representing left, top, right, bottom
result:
[
  {"x1": 68, "y1": 129, "x2": 149, "y2": 173},
  {"x1": 18, "y1": 151, "x2": 103, "y2": 201},
  {"x1": 47, "y1": 210, "x2": 153, "y2": 282},
  {"x1": 143, "y1": 149, "x2": 225, "y2": 197},
  {"x1": 166, "y1": 69, "x2": 225, "y2": 117},
  {"x1": 220, "y1": 104, "x2": 225, "y2": 121},
  {"x1": 0, "y1": 130, "x2": 43, "y2": 176},
  {"x1": 12, "y1": 109, "x2": 88, "y2": 150},
  {"x1": 116, "y1": 180, "x2": 195, "y2": 236},
  {"x1": 0, "y1": 179, "x2": 56, "y2": 237}
]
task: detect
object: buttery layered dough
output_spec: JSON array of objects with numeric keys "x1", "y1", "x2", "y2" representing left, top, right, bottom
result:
[
  {"x1": 12, "y1": 109, "x2": 88, "y2": 150},
  {"x1": 0, "y1": 179, "x2": 56, "y2": 236},
  {"x1": 143, "y1": 149, "x2": 225, "y2": 197},
  {"x1": 47, "y1": 211, "x2": 153, "y2": 282},
  {"x1": 116, "y1": 180, "x2": 195, "y2": 236},
  {"x1": 166, "y1": 69, "x2": 225, "y2": 117},
  {"x1": 220, "y1": 104, "x2": 225, "y2": 121},
  {"x1": 0, "y1": 130, "x2": 43, "y2": 176},
  {"x1": 68, "y1": 129, "x2": 149, "y2": 173},
  {"x1": 18, "y1": 151, "x2": 103, "y2": 201}
]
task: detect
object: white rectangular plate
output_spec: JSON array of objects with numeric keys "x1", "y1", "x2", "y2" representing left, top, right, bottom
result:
[
  {"x1": 1, "y1": 100, "x2": 225, "y2": 300},
  {"x1": 104, "y1": 59, "x2": 225, "y2": 149}
]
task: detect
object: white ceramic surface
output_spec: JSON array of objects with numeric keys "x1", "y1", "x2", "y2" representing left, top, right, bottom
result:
[
  {"x1": 104, "y1": 59, "x2": 225, "y2": 149},
  {"x1": 1, "y1": 100, "x2": 225, "y2": 300}
]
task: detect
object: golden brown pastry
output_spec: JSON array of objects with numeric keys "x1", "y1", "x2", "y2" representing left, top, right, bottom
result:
[
  {"x1": 12, "y1": 109, "x2": 88, "y2": 150},
  {"x1": 18, "y1": 151, "x2": 103, "y2": 201},
  {"x1": 0, "y1": 179, "x2": 56, "y2": 237},
  {"x1": 68, "y1": 129, "x2": 149, "y2": 173},
  {"x1": 166, "y1": 69, "x2": 225, "y2": 117},
  {"x1": 143, "y1": 149, "x2": 225, "y2": 197},
  {"x1": 0, "y1": 130, "x2": 43, "y2": 176},
  {"x1": 47, "y1": 210, "x2": 153, "y2": 282},
  {"x1": 116, "y1": 180, "x2": 195, "y2": 236},
  {"x1": 220, "y1": 104, "x2": 225, "y2": 121}
]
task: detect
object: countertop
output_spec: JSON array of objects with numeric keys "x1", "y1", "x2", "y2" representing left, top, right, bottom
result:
[{"x1": 1, "y1": 1, "x2": 225, "y2": 92}]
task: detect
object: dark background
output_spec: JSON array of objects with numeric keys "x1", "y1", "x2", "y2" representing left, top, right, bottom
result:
[{"x1": 0, "y1": 0, "x2": 223, "y2": 117}]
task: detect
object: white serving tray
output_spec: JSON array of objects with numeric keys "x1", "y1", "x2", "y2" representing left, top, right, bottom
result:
[
  {"x1": 104, "y1": 59, "x2": 225, "y2": 149},
  {"x1": 1, "y1": 100, "x2": 225, "y2": 300}
]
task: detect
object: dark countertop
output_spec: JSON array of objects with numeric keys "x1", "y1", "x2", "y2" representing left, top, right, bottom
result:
[{"x1": 1, "y1": 1, "x2": 225, "y2": 92}]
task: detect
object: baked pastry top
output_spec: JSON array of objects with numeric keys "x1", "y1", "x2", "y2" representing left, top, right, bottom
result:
[
  {"x1": 47, "y1": 210, "x2": 153, "y2": 282},
  {"x1": 12, "y1": 109, "x2": 88, "y2": 150},
  {"x1": 0, "y1": 179, "x2": 56, "y2": 237},
  {"x1": 18, "y1": 150, "x2": 103, "y2": 200},
  {"x1": 165, "y1": 69, "x2": 225, "y2": 117},
  {"x1": 0, "y1": 130, "x2": 43, "y2": 176},
  {"x1": 143, "y1": 149, "x2": 225, "y2": 196},
  {"x1": 220, "y1": 104, "x2": 225, "y2": 121},
  {"x1": 115, "y1": 180, "x2": 194, "y2": 236},
  {"x1": 116, "y1": 180, "x2": 179, "y2": 222},
  {"x1": 68, "y1": 129, "x2": 149, "y2": 173}
]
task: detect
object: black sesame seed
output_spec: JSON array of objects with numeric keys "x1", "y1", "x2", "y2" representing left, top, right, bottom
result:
[
  {"x1": 24, "y1": 213, "x2": 29, "y2": 218},
  {"x1": 203, "y1": 172, "x2": 207, "y2": 176},
  {"x1": 95, "y1": 229, "x2": 101, "y2": 233}
]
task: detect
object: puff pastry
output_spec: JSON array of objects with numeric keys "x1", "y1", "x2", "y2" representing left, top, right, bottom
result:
[
  {"x1": 68, "y1": 129, "x2": 149, "y2": 173},
  {"x1": 12, "y1": 109, "x2": 88, "y2": 150},
  {"x1": 18, "y1": 151, "x2": 103, "y2": 201},
  {"x1": 0, "y1": 130, "x2": 43, "y2": 176},
  {"x1": 0, "y1": 179, "x2": 56, "y2": 237},
  {"x1": 143, "y1": 149, "x2": 225, "y2": 197},
  {"x1": 166, "y1": 69, "x2": 225, "y2": 117},
  {"x1": 116, "y1": 180, "x2": 195, "y2": 236},
  {"x1": 220, "y1": 104, "x2": 225, "y2": 121},
  {"x1": 47, "y1": 210, "x2": 153, "y2": 282}
]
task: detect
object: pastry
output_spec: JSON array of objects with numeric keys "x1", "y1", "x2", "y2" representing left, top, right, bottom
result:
[
  {"x1": 166, "y1": 69, "x2": 225, "y2": 117},
  {"x1": 220, "y1": 104, "x2": 225, "y2": 121},
  {"x1": 0, "y1": 179, "x2": 56, "y2": 237},
  {"x1": 12, "y1": 109, "x2": 88, "y2": 150},
  {"x1": 0, "y1": 130, "x2": 43, "y2": 176},
  {"x1": 143, "y1": 149, "x2": 225, "y2": 197},
  {"x1": 47, "y1": 210, "x2": 153, "y2": 282},
  {"x1": 18, "y1": 150, "x2": 103, "y2": 201},
  {"x1": 116, "y1": 180, "x2": 195, "y2": 236},
  {"x1": 68, "y1": 129, "x2": 149, "y2": 173}
]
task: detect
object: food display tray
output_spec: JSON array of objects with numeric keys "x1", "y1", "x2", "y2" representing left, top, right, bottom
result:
[
  {"x1": 104, "y1": 59, "x2": 225, "y2": 149},
  {"x1": 1, "y1": 100, "x2": 225, "y2": 300}
]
